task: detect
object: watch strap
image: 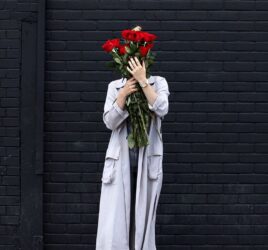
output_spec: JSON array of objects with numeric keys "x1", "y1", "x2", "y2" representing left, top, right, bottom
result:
[{"x1": 140, "y1": 78, "x2": 148, "y2": 88}]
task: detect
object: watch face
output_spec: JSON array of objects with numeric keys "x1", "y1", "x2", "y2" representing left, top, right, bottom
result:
[{"x1": 140, "y1": 79, "x2": 148, "y2": 87}]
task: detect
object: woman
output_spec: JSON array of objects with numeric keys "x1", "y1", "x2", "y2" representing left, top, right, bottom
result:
[{"x1": 96, "y1": 53, "x2": 170, "y2": 249}]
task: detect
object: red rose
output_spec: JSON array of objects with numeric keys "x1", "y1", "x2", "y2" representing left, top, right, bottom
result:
[
  {"x1": 121, "y1": 29, "x2": 133, "y2": 41},
  {"x1": 140, "y1": 32, "x2": 157, "y2": 43},
  {"x1": 102, "y1": 38, "x2": 120, "y2": 53},
  {"x1": 121, "y1": 29, "x2": 157, "y2": 43},
  {"x1": 119, "y1": 44, "x2": 129, "y2": 55},
  {"x1": 121, "y1": 30, "x2": 143, "y2": 42},
  {"x1": 132, "y1": 31, "x2": 143, "y2": 42},
  {"x1": 139, "y1": 43, "x2": 154, "y2": 57},
  {"x1": 121, "y1": 29, "x2": 129, "y2": 39}
]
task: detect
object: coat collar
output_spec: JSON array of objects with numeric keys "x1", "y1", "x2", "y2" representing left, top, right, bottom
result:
[{"x1": 115, "y1": 75, "x2": 155, "y2": 90}]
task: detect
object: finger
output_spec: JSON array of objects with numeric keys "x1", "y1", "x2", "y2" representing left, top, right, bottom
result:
[
  {"x1": 129, "y1": 82, "x2": 135, "y2": 88},
  {"x1": 127, "y1": 77, "x2": 135, "y2": 83},
  {"x1": 132, "y1": 88, "x2": 138, "y2": 93},
  {"x1": 142, "y1": 60, "x2": 145, "y2": 68},
  {"x1": 128, "y1": 84, "x2": 134, "y2": 89},
  {"x1": 134, "y1": 56, "x2": 141, "y2": 67},
  {"x1": 127, "y1": 77, "x2": 137, "y2": 86},
  {"x1": 130, "y1": 57, "x2": 137, "y2": 66},
  {"x1": 130, "y1": 78, "x2": 137, "y2": 83},
  {"x1": 130, "y1": 56, "x2": 139, "y2": 68},
  {"x1": 130, "y1": 81, "x2": 138, "y2": 86},
  {"x1": 130, "y1": 87, "x2": 137, "y2": 91},
  {"x1": 127, "y1": 79, "x2": 134, "y2": 84},
  {"x1": 126, "y1": 66, "x2": 133, "y2": 74},
  {"x1": 128, "y1": 59, "x2": 135, "y2": 70},
  {"x1": 130, "y1": 56, "x2": 138, "y2": 67}
]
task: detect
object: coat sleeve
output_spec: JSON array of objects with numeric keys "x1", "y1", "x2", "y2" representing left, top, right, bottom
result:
[
  {"x1": 148, "y1": 76, "x2": 170, "y2": 119},
  {"x1": 103, "y1": 81, "x2": 130, "y2": 130}
]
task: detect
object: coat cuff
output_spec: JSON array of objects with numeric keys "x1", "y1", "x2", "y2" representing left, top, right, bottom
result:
[
  {"x1": 148, "y1": 94, "x2": 161, "y2": 111},
  {"x1": 113, "y1": 99, "x2": 129, "y2": 118}
]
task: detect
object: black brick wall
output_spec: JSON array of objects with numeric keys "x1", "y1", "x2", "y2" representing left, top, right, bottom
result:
[
  {"x1": 44, "y1": 1, "x2": 268, "y2": 249},
  {"x1": 0, "y1": 0, "x2": 39, "y2": 249},
  {"x1": 2, "y1": 0, "x2": 268, "y2": 249}
]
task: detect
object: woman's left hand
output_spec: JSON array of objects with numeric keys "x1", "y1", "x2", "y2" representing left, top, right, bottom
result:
[
  {"x1": 126, "y1": 56, "x2": 147, "y2": 84},
  {"x1": 126, "y1": 55, "x2": 159, "y2": 112}
]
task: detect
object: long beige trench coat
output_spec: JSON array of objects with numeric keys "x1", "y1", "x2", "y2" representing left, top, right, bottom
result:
[{"x1": 96, "y1": 75, "x2": 170, "y2": 250}]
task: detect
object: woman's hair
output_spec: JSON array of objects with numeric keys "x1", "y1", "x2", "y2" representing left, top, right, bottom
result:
[{"x1": 131, "y1": 25, "x2": 142, "y2": 31}]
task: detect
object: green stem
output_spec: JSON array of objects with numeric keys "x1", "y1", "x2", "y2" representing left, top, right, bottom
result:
[{"x1": 133, "y1": 93, "x2": 148, "y2": 138}]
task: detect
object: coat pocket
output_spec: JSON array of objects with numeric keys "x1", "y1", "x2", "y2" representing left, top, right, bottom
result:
[
  {"x1": 101, "y1": 157, "x2": 117, "y2": 184},
  {"x1": 147, "y1": 155, "x2": 163, "y2": 180},
  {"x1": 101, "y1": 146, "x2": 120, "y2": 184}
]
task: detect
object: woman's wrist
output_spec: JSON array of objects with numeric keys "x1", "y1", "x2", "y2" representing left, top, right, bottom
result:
[
  {"x1": 116, "y1": 90, "x2": 127, "y2": 110},
  {"x1": 118, "y1": 88, "x2": 127, "y2": 100},
  {"x1": 138, "y1": 77, "x2": 148, "y2": 88}
]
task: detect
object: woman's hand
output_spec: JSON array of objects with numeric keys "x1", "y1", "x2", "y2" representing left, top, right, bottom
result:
[
  {"x1": 126, "y1": 57, "x2": 158, "y2": 109},
  {"x1": 116, "y1": 77, "x2": 138, "y2": 110},
  {"x1": 119, "y1": 77, "x2": 138, "y2": 98},
  {"x1": 126, "y1": 56, "x2": 147, "y2": 84}
]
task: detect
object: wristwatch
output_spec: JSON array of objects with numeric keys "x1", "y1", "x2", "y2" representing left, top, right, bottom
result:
[{"x1": 139, "y1": 78, "x2": 149, "y2": 88}]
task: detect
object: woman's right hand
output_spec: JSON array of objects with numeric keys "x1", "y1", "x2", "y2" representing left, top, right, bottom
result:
[
  {"x1": 119, "y1": 77, "x2": 138, "y2": 98},
  {"x1": 116, "y1": 77, "x2": 139, "y2": 111}
]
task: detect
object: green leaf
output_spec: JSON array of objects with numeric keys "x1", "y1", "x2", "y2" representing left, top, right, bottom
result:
[
  {"x1": 114, "y1": 57, "x2": 121, "y2": 64},
  {"x1": 127, "y1": 132, "x2": 135, "y2": 149},
  {"x1": 122, "y1": 54, "x2": 128, "y2": 63},
  {"x1": 126, "y1": 96, "x2": 131, "y2": 106},
  {"x1": 130, "y1": 42, "x2": 137, "y2": 51}
]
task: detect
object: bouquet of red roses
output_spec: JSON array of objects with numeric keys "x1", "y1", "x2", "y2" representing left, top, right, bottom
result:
[{"x1": 102, "y1": 26, "x2": 157, "y2": 148}]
